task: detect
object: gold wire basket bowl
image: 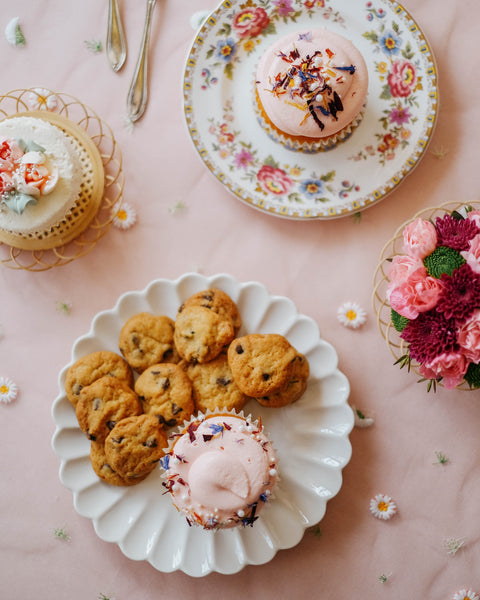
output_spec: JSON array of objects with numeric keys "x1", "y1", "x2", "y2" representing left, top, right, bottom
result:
[
  {"x1": 372, "y1": 200, "x2": 480, "y2": 391},
  {"x1": 0, "y1": 88, "x2": 124, "y2": 271}
]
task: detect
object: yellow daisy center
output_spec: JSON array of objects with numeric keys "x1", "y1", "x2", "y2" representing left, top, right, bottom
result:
[
  {"x1": 346, "y1": 309, "x2": 357, "y2": 321},
  {"x1": 116, "y1": 209, "x2": 128, "y2": 221},
  {"x1": 0, "y1": 384, "x2": 9, "y2": 394},
  {"x1": 377, "y1": 501, "x2": 389, "y2": 512}
]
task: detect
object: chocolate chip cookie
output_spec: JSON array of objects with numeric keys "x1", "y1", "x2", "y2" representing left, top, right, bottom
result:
[
  {"x1": 119, "y1": 312, "x2": 180, "y2": 373},
  {"x1": 174, "y1": 305, "x2": 235, "y2": 364},
  {"x1": 90, "y1": 440, "x2": 149, "y2": 486},
  {"x1": 181, "y1": 353, "x2": 248, "y2": 413},
  {"x1": 178, "y1": 288, "x2": 242, "y2": 333},
  {"x1": 65, "y1": 351, "x2": 134, "y2": 407},
  {"x1": 255, "y1": 352, "x2": 310, "y2": 407},
  {"x1": 75, "y1": 375, "x2": 142, "y2": 443},
  {"x1": 104, "y1": 414, "x2": 168, "y2": 479},
  {"x1": 227, "y1": 333, "x2": 298, "y2": 397},
  {"x1": 134, "y1": 363, "x2": 194, "y2": 428}
]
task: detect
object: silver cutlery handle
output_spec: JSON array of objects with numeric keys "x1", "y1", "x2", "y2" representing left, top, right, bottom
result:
[
  {"x1": 127, "y1": 0, "x2": 156, "y2": 122},
  {"x1": 106, "y1": 0, "x2": 127, "y2": 72}
]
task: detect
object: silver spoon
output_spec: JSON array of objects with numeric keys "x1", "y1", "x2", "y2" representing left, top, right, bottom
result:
[
  {"x1": 126, "y1": 0, "x2": 157, "y2": 122},
  {"x1": 106, "y1": 0, "x2": 127, "y2": 72}
]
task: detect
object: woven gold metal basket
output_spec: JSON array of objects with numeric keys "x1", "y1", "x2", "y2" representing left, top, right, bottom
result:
[
  {"x1": 372, "y1": 200, "x2": 480, "y2": 391},
  {"x1": 0, "y1": 89, "x2": 124, "y2": 271}
]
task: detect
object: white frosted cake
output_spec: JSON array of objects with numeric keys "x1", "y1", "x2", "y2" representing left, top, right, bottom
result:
[{"x1": 0, "y1": 116, "x2": 82, "y2": 235}]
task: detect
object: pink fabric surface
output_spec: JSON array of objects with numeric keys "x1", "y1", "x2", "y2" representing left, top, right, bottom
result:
[{"x1": 1, "y1": 0, "x2": 480, "y2": 598}]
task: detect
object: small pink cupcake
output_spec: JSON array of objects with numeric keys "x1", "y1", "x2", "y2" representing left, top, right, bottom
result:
[
  {"x1": 161, "y1": 411, "x2": 278, "y2": 530},
  {"x1": 255, "y1": 28, "x2": 368, "y2": 152}
]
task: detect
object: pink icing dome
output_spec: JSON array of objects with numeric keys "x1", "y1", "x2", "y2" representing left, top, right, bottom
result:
[
  {"x1": 255, "y1": 28, "x2": 369, "y2": 140},
  {"x1": 161, "y1": 412, "x2": 278, "y2": 530}
]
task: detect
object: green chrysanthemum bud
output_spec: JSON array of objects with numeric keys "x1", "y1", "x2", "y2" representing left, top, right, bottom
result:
[{"x1": 423, "y1": 246, "x2": 465, "y2": 278}]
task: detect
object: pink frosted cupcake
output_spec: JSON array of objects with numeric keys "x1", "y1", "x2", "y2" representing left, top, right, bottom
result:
[
  {"x1": 255, "y1": 28, "x2": 368, "y2": 152},
  {"x1": 161, "y1": 411, "x2": 278, "y2": 530}
]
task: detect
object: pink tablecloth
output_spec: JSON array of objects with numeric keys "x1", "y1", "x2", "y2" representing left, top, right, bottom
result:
[{"x1": 1, "y1": 0, "x2": 480, "y2": 598}]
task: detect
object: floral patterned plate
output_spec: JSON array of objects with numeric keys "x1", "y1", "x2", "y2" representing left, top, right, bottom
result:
[{"x1": 183, "y1": 0, "x2": 438, "y2": 219}]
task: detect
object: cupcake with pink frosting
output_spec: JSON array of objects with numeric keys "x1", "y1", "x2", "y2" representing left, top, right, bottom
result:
[
  {"x1": 161, "y1": 411, "x2": 278, "y2": 530},
  {"x1": 255, "y1": 28, "x2": 368, "y2": 152}
]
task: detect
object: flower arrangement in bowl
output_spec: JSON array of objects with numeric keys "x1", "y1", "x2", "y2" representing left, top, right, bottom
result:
[{"x1": 373, "y1": 201, "x2": 480, "y2": 391}]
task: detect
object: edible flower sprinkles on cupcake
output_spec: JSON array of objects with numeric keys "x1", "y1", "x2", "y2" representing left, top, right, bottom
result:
[{"x1": 386, "y1": 208, "x2": 480, "y2": 389}]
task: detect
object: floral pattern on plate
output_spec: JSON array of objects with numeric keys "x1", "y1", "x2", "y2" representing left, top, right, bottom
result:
[{"x1": 183, "y1": 0, "x2": 438, "y2": 219}]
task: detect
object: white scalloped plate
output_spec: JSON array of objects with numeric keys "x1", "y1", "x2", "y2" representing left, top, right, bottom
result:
[{"x1": 52, "y1": 273, "x2": 353, "y2": 576}]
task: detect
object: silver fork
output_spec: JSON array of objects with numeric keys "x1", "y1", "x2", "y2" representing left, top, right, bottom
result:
[
  {"x1": 106, "y1": 0, "x2": 127, "y2": 72},
  {"x1": 126, "y1": 0, "x2": 157, "y2": 122}
]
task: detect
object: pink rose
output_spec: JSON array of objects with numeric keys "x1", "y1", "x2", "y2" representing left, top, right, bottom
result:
[
  {"x1": 232, "y1": 7, "x2": 270, "y2": 38},
  {"x1": 402, "y1": 217, "x2": 437, "y2": 259},
  {"x1": 387, "y1": 60, "x2": 417, "y2": 98},
  {"x1": 461, "y1": 233, "x2": 480, "y2": 274},
  {"x1": 467, "y1": 209, "x2": 480, "y2": 228},
  {"x1": 458, "y1": 309, "x2": 480, "y2": 363},
  {"x1": 418, "y1": 352, "x2": 468, "y2": 390},
  {"x1": 257, "y1": 165, "x2": 293, "y2": 196},
  {"x1": 388, "y1": 267, "x2": 443, "y2": 319}
]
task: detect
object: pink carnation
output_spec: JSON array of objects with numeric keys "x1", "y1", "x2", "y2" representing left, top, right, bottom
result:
[
  {"x1": 402, "y1": 218, "x2": 437, "y2": 259},
  {"x1": 458, "y1": 309, "x2": 480, "y2": 363},
  {"x1": 387, "y1": 254, "x2": 425, "y2": 285},
  {"x1": 418, "y1": 351, "x2": 469, "y2": 389},
  {"x1": 467, "y1": 209, "x2": 480, "y2": 228},
  {"x1": 461, "y1": 233, "x2": 480, "y2": 274},
  {"x1": 389, "y1": 268, "x2": 443, "y2": 319}
]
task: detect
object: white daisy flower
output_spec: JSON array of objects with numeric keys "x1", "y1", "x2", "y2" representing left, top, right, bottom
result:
[
  {"x1": 370, "y1": 493, "x2": 397, "y2": 520},
  {"x1": 112, "y1": 202, "x2": 136, "y2": 229},
  {"x1": 452, "y1": 589, "x2": 479, "y2": 600},
  {"x1": 26, "y1": 88, "x2": 58, "y2": 111},
  {"x1": 0, "y1": 377, "x2": 18, "y2": 404},
  {"x1": 337, "y1": 302, "x2": 367, "y2": 329},
  {"x1": 352, "y1": 406, "x2": 374, "y2": 428}
]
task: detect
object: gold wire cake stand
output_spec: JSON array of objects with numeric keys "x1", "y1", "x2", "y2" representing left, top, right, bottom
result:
[
  {"x1": 372, "y1": 200, "x2": 480, "y2": 391},
  {"x1": 0, "y1": 88, "x2": 124, "y2": 271}
]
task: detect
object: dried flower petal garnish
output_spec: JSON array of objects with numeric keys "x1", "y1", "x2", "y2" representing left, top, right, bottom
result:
[
  {"x1": 168, "y1": 201, "x2": 187, "y2": 214},
  {"x1": 53, "y1": 527, "x2": 71, "y2": 541},
  {"x1": 370, "y1": 493, "x2": 397, "y2": 520},
  {"x1": 434, "y1": 450, "x2": 449, "y2": 465},
  {"x1": 56, "y1": 301, "x2": 72, "y2": 315},
  {"x1": 352, "y1": 406, "x2": 374, "y2": 428},
  {"x1": 431, "y1": 145, "x2": 448, "y2": 159},
  {"x1": 84, "y1": 39, "x2": 102, "y2": 53},
  {"x1": 26, "y1": 88, "x2": 58, "y2": 111},
  {"x1": 337, "y1": 301, "x2": 367, "y2": 329},
  {"x1": 5, "y1": 17, "x2": 25, "y2": 46},
  {"x1": 112, "y1": 202, "x2": 137, "y2": 230},
  {"x1": 0, "y1": 377, "x2": 18, "y2": 404},
  {"x1": 444, "y1": 536, "x2": 465, "y2": 556},
  {"x1": 452, "y1": 590, "x2": 479, "y2": 600}
]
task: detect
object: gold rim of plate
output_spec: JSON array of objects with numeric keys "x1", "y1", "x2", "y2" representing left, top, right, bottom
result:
[
  {"x1": 0, "y1": 89, "x2": 124, "y2": 271},
  {"x1": 372, "y1": 200, "x2": 480, "y2": 391}
]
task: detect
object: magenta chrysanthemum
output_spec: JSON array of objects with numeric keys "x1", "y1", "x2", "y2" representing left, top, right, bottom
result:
[
  {"x1": 435, "y1": 214, "x2": 480, "y2": 251},
  {"x1": 401, "y1": 310, "x2": 457, "y2": 363},
  {"x1": 435, "y1": 263, "x2": 480, "y2": 322}
]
